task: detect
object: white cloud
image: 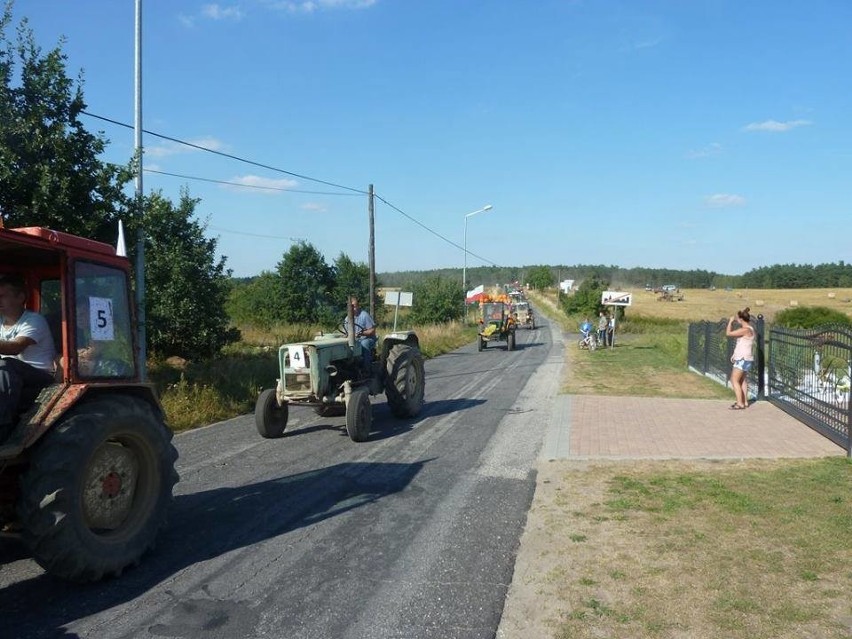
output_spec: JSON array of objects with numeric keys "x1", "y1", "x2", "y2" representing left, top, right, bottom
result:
[
  {"x1": 223, "y1": 175, "x2": 299, "y2": 193},
  {"x1": 685, "y1": 142, "x2": 722, "y2": 159},
  {"x1": 705, "y1": 193, "x2": 746, "y2": 208},
  {"x1": 301, "y1": 202, "x2": 327, "y2": 212},
  {"x1": 268, "y1": 0, "x2": 377, "y2": 13},
  {"x1": 146, "y1": 136, "x2": 226, "y2": 158},
  {"x1": 742, "y1": 119, "x2": 812, "y2": 133},
  {"x1": 201, "y1": 4, "x2": 244, "y2": 20}
]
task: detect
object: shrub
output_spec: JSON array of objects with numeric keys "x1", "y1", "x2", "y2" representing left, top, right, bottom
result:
[{"x1": 773, "y1": 306, "x2": 852, "y2": 330}]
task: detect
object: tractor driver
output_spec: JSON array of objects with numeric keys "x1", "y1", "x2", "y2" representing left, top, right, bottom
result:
[
  {"x1": 343, "y1": 296, "x2": 376, "y2": 369},
  {"x1": 0, "y1": 273, "x2": 57, "y2": 441}
]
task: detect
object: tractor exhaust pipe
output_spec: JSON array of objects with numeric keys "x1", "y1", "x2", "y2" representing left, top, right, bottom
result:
[{"x1": 346, "y1": 297, "x2": 356, "y2": 350}]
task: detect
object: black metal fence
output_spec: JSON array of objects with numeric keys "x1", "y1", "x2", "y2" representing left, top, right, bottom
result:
[
  {"x1": 687, "y1": 316, "x2": 766, "y2": 400},
  {"x1": 687, "y1": 318, "x2": 851, "y2": 455},
  {"x1": 767, "y1": 325, "x2": 851, "y2": 455}
]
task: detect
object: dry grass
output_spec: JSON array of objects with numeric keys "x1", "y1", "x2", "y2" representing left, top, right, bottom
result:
[{"x1": 629, "y1": 287, "x2": 852, "y2": 323}]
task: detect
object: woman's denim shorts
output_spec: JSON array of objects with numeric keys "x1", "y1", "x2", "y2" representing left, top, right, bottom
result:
[{"x1": 733, "y1": 358, "x2": 753, "y2": 372}]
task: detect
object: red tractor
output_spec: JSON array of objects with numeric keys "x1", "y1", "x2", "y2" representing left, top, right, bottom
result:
[{"x1": 0, "y1": 224, "x2": 178, "y2": 582}]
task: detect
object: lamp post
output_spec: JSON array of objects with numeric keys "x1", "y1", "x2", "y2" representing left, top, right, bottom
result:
[{"x1": 463, "y1": 204, "x2": 493, "y2": 312}]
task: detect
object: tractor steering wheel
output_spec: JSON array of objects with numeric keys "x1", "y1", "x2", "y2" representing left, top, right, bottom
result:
[{"x1": 338, "y1": 321, "x2": 366, "y2": 337}]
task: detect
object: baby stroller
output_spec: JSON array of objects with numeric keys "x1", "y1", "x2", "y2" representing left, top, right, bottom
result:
[{"x1": 578, "y1": 323, "x2": 598, "y2": 351}]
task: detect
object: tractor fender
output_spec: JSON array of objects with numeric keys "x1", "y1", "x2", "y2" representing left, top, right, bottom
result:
[
  {"x1": 380, "y1": 331, "x2": 420, "y2": 360},
  {"x1": 19, "y1": 383, "x2": 165, "y2": 452}
]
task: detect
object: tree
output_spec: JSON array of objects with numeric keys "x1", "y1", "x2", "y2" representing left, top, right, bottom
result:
[
  {"x1": 140, "y1": 190, "x2": 237, "y2": 359},
  {"x1": 0, "y1": 6, "x2": 133, "y2": 239},
  {"x1": 526, "y1": 265, "x2": 554, "y2": 290},
  {"x1": 276, "y1": 242, "x2": 336, "y2": 325},
  {"x1": 561, "y1": 275, "x2": 609, "y2": 318},
  {"x1": 408, "y1": 276, "x2": 464, "y2": 324},
  {"x1": 226, "y1": 272, "x2": 283, "y2": 329}
]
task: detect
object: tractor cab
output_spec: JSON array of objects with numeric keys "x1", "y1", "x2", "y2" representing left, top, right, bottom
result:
[{"x1": 0, "y1": 224, "x2": 178, "y2": 583}]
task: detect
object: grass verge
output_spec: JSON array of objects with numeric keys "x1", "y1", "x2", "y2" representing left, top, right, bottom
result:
[
  {"x1": 527, "y1": 458, "x2": 852, "y2": 639},
  {"x1": 525, "y1": 291, "x2": 731, "y2": 400}
]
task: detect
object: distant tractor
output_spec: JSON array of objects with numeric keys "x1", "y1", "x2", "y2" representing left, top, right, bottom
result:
[
  {"x1": 513, "y1": 301, "x2": 535, "y2": 330},
  {"x1": 0, "y1": 224, "x2": 179, "y2": 582},
  {"x1": 478, "y1": 301, "x2": 517, "y2": 351},
  {"x1": 255, "y1": 302, "x2": 426, "y2": 442}
]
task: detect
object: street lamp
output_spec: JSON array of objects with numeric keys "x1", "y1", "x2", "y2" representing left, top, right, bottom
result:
[{"x1": 463, "y1": 204, "x2": 493, "y2": 303}]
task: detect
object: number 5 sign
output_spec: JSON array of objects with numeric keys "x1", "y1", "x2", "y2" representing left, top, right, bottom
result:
[{"x1": 89, "y1": 297, "x2": 115, "y2": 341}]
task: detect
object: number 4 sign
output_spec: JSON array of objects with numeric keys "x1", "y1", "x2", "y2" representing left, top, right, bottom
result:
[
  {"x1": 289, "y1": 345, "x2": 307, "y2": 370},
  {"x1": 89, "y1": 297, "x2": 115, "y2": 341}
]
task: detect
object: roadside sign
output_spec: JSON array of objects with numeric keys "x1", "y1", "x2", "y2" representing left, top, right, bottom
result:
[
  {"x1": 383, "y1": 291, "x2": 413, "y2": 307},
  {"x1": 601, "y1": 291, "x2": 632, "y2": 306}
]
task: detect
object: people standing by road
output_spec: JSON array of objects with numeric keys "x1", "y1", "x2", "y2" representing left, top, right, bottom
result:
[
  {"x1": 0, "y1": 274, "x2": 57, "y2": 440},
  {"x1": 344, "y1": 296, "x2": 377, "y2": 370},
  {"x1": 726, "y1": 307, "x2": 755, "y2": 410},
  {"x1": 597, "y1": 312, "x2": 608, "y2": 347},
  {"x1": 607, "y1": 313, "x2": 615, "y2": 347}
]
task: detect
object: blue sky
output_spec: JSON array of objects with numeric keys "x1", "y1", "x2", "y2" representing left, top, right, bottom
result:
[{"x1": 11, "y1": 0, "x2": 852, "y2": 278}]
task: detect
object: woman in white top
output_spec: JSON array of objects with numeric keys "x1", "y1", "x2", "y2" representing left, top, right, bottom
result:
[{"x1": 726, "y1": 307, "x2": 755, "y2": 410}]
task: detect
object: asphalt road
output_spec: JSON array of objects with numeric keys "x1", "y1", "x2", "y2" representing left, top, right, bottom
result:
[{"x1": 0, "y1": 317, "x2": 565, "y2": 639}]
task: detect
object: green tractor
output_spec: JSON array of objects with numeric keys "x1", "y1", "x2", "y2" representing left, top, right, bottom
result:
[
  {"x1": 255, "y1": 303, "x2": 426, "y2": 442},
  {"x1": 478, "y1": 301, "x2": 517, "y2": 351}
]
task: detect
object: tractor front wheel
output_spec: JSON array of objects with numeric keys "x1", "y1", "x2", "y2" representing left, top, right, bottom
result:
[
  {"x1": 256, "y1": 389, "x2": 288, "y2": 438},
  {"x1": 346, "y1": 388, "x2": 372, "y2": 442},
  {"x1": 17, "y1": 395, "x2": 178, "y2": 582}
]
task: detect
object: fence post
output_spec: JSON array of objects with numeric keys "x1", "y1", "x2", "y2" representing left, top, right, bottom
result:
[
  {"x1": 703, "y1": 322, "x2": 711, "y2": 374},
  {"x1": 755, "y1": 315, "x2": 766, "y2": 400}
]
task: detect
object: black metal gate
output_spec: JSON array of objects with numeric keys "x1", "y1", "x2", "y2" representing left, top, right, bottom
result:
[{"x1": 767, "y1": 325, "x2": 851, "y2": 455}]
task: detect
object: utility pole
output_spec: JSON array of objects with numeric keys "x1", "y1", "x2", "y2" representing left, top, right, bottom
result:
[
  {"x1": 368, "y1": 184, "x2": 375, "y2": 320},
  {"x1": 134, "y1": 0, "x2": 146, "y2": 380}
]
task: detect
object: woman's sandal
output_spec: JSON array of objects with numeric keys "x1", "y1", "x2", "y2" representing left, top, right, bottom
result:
[{"x1": 730, "y1": 404, "x2": 746, "y2": 410}]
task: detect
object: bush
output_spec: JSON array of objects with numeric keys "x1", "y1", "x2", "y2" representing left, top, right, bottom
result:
[{"x1": 773, "y1": 306, "x2": 852, "y2": 330}]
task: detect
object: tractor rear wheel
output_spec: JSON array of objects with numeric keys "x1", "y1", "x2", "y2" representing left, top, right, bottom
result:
[
  {"x1": 345, "y1": 388, "x2": 372, "y2": 442},
  {"x1": 384, "y1": 343, "x2": 425, "y2": 418},
  {"x1": 255, "y1": 389, "x2": 288, "y2": 438},
  {"x1": 478, "y1": 336, "x2": 485, "y2": 351},
  {"x1": 508, "y1": 331, "x2": 516, "y2": 351},
  {"x1": 17, "y1": 395, "x2": 178, "y2": 582}
]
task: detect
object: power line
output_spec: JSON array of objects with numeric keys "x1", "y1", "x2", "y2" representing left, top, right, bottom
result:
[
  {"x1": 82, "y1": 110, "x2": 367, "y2": 195},
  {"x1": 145, "y1": 168, "x2": 362, "y2": 196},
  {"x1": 373, "y1": 194, "x2": 499, "y2": 267},
  {"x1": 83, "y1": 111, "x2": 498, "y2": 267},
  {"x1": 207, "y1": 225, "x2": 305, "y2": 241}
]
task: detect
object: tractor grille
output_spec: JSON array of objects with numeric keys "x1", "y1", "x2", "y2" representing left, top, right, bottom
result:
[{"x1": 284, "y1": 372, "x2": 312, "y2": 393}]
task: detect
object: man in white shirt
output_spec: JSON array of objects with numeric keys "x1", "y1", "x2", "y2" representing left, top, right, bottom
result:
[{"x1": 0, "y1": 274, "x2": 57, "y2": 438}]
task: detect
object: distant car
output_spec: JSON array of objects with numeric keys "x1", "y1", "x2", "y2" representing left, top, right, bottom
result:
[{"x1": 661, "y1": 284, "x2": 678, "y2": 292}]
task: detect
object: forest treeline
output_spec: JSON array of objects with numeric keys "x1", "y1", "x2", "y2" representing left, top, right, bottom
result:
[{"x1": 379, "y1": 261, "x2": 852, "y2": 291}]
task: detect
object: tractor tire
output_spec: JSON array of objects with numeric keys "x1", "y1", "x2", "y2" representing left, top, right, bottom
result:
[
  {"x1": 508, "y1": 331, "x2": 516, "y2": 351},
  {"x1": 314, "y1": 404, "x2": 345, "y2": 418},
  {"x1": 384, "y1": 343, "x2": 426, "y2": 418},
  {"x1": 478, "y1": 336, "x2": 485, "y2": 352},
  {"x1": 345, "y1": 388, "x2": 372, "y2": 442},
  {"x1": 17, "y1": 395, "x2": 178, "y2": 583},
  {"x1": 255, "y1": 389, "x2": 288, "y2": 438}
]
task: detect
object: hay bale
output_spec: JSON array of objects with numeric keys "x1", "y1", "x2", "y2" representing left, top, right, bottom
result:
[
  {"x1": 789, "y1": 300, "x2": 798, "y2": 307},
  {"x1": 755, "y1": 300, "x2": 764, "y2": 306},
  {"x1": 828, "y1": 292, "x2": 836, "y2": 299}
]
